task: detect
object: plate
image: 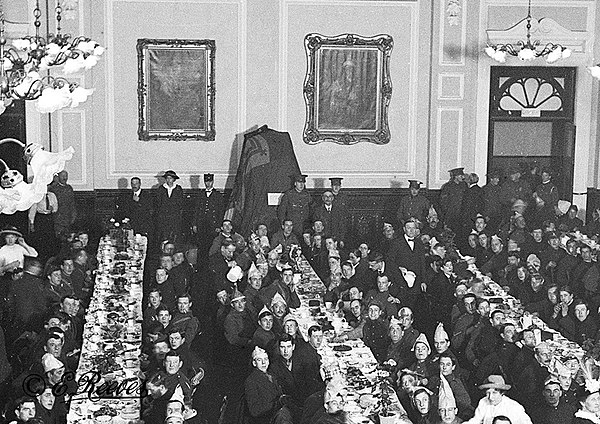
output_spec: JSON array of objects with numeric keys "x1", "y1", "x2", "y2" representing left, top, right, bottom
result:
[{"x1": 333, "y1": 344, "x2": 352, "y2": 352}]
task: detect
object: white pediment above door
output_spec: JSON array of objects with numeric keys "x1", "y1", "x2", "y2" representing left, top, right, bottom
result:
[{"x1": 487, "y1": 17, "x2": 590, "y2": 54}]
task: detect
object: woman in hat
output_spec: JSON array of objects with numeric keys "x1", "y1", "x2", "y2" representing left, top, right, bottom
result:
[
  {"x1": 155, "y1": 170, "x2": 184, "y2": 244},
  {"x1": 0, "y1": 226, "x2": 37, "y2": 276},
  {"x1": 465, "y1": 375, "x2": 532, "y2": 424}
]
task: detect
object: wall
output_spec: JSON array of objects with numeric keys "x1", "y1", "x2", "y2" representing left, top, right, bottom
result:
[{"x1": 12, "y1": 0, "x2": 600, "y2": 217}]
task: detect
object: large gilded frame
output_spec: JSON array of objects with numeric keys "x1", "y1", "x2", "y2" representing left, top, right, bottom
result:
[
  {"x1": 137, "y1": 38, "x2": 216, "y2": 141},
  {"x1": 303, "y1": 33, "x2": 393, "y2": 145}
]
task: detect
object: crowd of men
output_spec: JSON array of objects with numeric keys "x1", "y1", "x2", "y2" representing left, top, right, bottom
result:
[{"x1": 2, "y1": 164, "x2": 600, "y2": 424}]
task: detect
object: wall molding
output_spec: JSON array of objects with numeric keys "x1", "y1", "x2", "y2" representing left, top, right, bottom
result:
[
  {"x1": 435, "y1": 107, "x2": 464, "y2": 186},
  {"x1": 57, "y1": 109, "x2": 88, "y2": 186},
  {"x1": 104, "y1": 0, "x2": 247, "y2": 180},
  {"x1": 438, "y1": 72, "x2": 465, "y2": 100},
  {"x1": 439, "y1": 0, "x2": 467, "y2": 66},
  {"x1": 278, "y1": 0, "x2": 420, "y2": 178}
]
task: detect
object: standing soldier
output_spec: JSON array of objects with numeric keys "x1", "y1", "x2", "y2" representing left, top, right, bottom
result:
[
  {"x1": 397, "y1": 180, "x2": 430, "y2": 225},
  {"x1": 193, "y1": 173, "x2": 224, "y2": 263},
  {"x1": 278, "y1": 174, "x2": 312, "y2": 237},
  {"x1": 48, "y1": 170, "x2": 76, "y2": 240},
  {"x1": 483, "y1": 169, "x2": 503, "y2": 233},
  {"x1": 533, "y1": 168, "x2": 559, "y2": 227},
  {"x1": 329, "y1": 177, "x2": 349, "y2": 209},
  {"x1": 440, "y1": 168, "x2": 467, "y2": 234}
]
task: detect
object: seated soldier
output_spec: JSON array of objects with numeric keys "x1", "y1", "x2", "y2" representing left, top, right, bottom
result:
[
  {"x1": 364, "y1": 275, "x2": 400, "y2": 320},
  {"x1": 167, "y1": 329, "x2": 204, "y2": 387},
  {"x1": 162, "y1": 351, "x2": 193, "y2": 408},
  {"x1": 362, "y1": 300, "x2": 390, "y2": 363},
  {"x1": 252, "y1": 306, "x2": 277, "y2": 356},
  {"x1": 244, "y1": 346, "x2": 292, "y2": 424},
  {"x1": 169, "y1": 293, "x2": 199, "y2": 348}
]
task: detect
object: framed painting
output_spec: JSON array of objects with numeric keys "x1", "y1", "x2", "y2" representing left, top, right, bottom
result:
[
  {"x1": 303, "y1": 33, "x2": 393, "y2": 145},
  {"x1": 137, "y1": 38, "x2": 216, "y2": 141}
]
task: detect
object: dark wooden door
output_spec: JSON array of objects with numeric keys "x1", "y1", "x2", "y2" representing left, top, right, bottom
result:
[{"x1": 488, "y1": 66, "x2": 576, "y2": 201}]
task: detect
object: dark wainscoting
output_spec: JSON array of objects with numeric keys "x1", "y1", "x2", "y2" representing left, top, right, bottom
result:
[
  {"x1": 75, "y1": 188, "x2": 442, "y2": 248},
  {"x1": 73, "y1": 188, "x2": 600, "y2": 246}
]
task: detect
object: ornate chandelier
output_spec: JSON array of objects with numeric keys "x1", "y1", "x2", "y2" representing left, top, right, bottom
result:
[
  {"x1": 484, "y1": 0, "x2": 571, "y2": 63},
  {"x1": 0, "y1": 0, "x2": 104, "y2": 115}
]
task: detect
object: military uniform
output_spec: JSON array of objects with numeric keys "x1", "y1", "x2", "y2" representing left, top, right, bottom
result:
[
  {"x1": 534, "y1": 180, "x2": 558, "y2": 225},
  {"x1": 329, "y1": 177, "x2": 349, "y2": 209},
  {"x1": 278, "y1": 177, "x2": 312, "y2": 235},
  {"x1": 483, "y1": 181, "x2": 502, "y2": 231},
  {"x1": 440, "y1": 177, "x2": 467, "y2": 233},
  {"x1": 194, "y1": 174, "x2": 224, "y2": 259},
  {"x1": 397, "y1": 194, "x2": 430, "y2": 224}
]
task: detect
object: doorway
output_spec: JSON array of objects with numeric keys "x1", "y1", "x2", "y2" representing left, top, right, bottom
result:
[{"x1": 488, "y1": 66, "x2": 576, "y2": 201}]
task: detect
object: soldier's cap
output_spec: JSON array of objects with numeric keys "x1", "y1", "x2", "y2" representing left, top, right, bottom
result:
[
  {"x1": 368, "y1": 299, "x2": 384, "y2": 311},
  {"x1": 408, "y1": 180, "x2": 422, "y2": 189},
  {"x1": 292, "y1": 174, "x2": 308, "y2": 183},
  {"x1": 204, "y1": 173, "x2": 214, "y2": 181},
  {"x1": 448, "y1": 167, "x2": 464, "y2": 177},
  {"x1": 329, "y1": 177, "x2": 343, "y2": 185}
]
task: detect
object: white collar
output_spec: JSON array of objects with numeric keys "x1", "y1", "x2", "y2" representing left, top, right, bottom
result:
[{"x1": 133, "y1": 189, "x2": 141, "y2": 196}]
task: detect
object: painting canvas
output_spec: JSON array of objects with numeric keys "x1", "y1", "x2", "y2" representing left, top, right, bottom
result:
[
  {"x1": 303, "y1": 33, "x2": 393, "y2": 145},
  {"x1": 137, "y1": 39, "x2": 215, "y2": 141}
]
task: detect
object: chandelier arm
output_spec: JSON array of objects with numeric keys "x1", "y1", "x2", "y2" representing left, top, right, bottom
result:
[
  {"x1": 11, "y1": 78, "x2": 44, "y2": 100},
  {"x1": 537, "y1": 43, "x2": 562, "y2": 57},
  {"x1": 503, "y1": 44, "x2": 519, "y2": 57}
]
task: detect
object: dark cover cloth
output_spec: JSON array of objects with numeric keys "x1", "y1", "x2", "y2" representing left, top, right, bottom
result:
[{"x1": 226, "y1": 126, "x2": 301, "y2": 235}]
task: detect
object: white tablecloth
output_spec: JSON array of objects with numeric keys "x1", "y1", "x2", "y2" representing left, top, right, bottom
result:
[{"x1": 67, "y1": 234, "x2": 147, "y2": 424}]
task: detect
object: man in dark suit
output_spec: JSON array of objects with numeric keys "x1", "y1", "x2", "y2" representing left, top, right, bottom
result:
[
  {"x1": 295, "y1": 325, "x2": 325, "y2": 403},
  {"x1": 268, "y1": 334, "x2": 303, "y2": 420},
  {"x1": 116, "y1": 176, "x2": 154, "y2": 237},
  {"x1": 389, "y1": 218, "x2": 426, "y2": 307},
  {"x1": 245, "y1": 346, "x2": 291, "y2": 424},
  {"x1": 7, "y1": 258, "x2": 47, "y2": 339},
  {"x1": 461, "y1": 173, "x2": 484, "y2": 245},
  {"x1": 366, "y1": 251, "x2": 408, "y2": 305},
  {"x1": 193, "y1": 173, "x2": 224, "y2": 263},
  {"x1": 209, "y1": 239, "x2": 238, "y2": 289},
  {"x1": 313, "y1": 191, "x2": 349, "y2": 246}
]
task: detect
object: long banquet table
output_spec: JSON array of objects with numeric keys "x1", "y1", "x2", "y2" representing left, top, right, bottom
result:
[
  {"x1": 291, "y1": 256, "x2": 409, "y2": 424},
  {"x1": 66, "y1": 233, "x2": 147, "y2": 424},
  {"x1": 291, "y1": 249, "x2": 587, "y2": 423}
]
